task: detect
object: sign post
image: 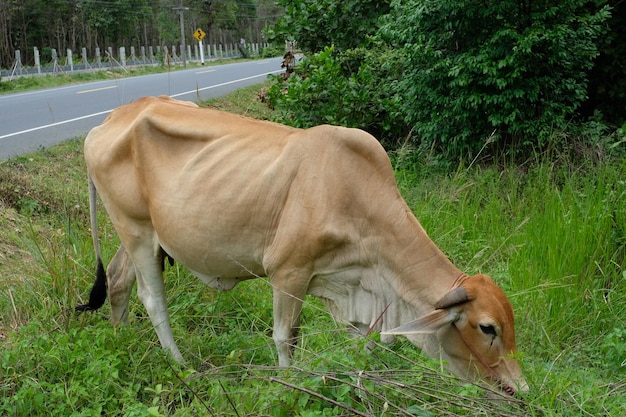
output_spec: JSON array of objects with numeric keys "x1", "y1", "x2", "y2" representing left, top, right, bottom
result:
[{"x1": 193, "y1": 29, "x2": 206, "y2": 65}]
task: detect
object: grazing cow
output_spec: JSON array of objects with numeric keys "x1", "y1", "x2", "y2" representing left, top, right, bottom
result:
[{"x1": 77, "y1": 96, "x2": 527, "y2": 395}]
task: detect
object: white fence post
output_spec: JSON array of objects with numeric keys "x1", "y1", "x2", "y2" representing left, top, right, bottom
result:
[
  {"x1": 34, "y1": 47, "x2": 41, "y2": 74},
  {"x1": 66, "y1": 49, "x2": 73, "y2": 71},
  {"x1": 10, "y1": 50, "x2": 24, "y2": 79},
  {"x1": 171, "y1": 45, "x2": 178, "y2": 62},
  {"x1": 119, "y1": 47, "x2": 126, "y2": 67},
  {"x1": 81, "y1": 47, "x2": 90, "y2": 70},
  {"x1": 51, "y1": 49, "x2": 61, "y2": 74},
  {"x1": 163, "y1": 46, "x2": 169, "y2": 66},
  {"x1": 107, "y1": 47, "x2": 114, "y2": 69},
  {"x1": 95, "y1": 47, "x2": 102, "y2": 68},
  {"x1": 2, "y1": 39, "x2": 272, "y2": 79}
]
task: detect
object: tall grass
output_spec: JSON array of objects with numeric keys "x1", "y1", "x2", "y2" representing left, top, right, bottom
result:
[
  {"x1": 1, "y1": 85, "x2": 625, "y2": 415},
  {"x1": 394, "y1": 152, "x2": 626, "y2": 414}
]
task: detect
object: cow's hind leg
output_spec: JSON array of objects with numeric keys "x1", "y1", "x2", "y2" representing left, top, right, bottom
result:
[
  {"x1": 107, "y1": 245, "x2": 136, "y2": 325},
  {"x1": 272, "y1": 281, "x2": 307, "y2": 367},
  {"x1": 130, "y1": 242, "x2": 184, "y2": 363}
]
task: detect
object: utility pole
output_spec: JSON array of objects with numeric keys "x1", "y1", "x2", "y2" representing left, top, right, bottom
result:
[{"x1": 174, "y1": 0, "x2": 189, "y2": 68}]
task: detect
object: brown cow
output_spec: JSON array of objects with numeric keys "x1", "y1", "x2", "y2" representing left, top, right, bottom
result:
[{"x1": 77, "y1": 96, "x2": 527, "y2": 394}]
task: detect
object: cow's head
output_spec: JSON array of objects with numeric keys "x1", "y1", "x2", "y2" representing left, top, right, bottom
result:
[{"x1": 385, "y1": 274, "x2": 527, "y2": 395}]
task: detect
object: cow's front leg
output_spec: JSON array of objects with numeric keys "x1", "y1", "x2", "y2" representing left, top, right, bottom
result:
[
  {"x1": 272, "y1": 283, "x2": 306, "y2": 367},
  {"x1": 132, "y1": 244, "x2": 184, "y2": 363}
]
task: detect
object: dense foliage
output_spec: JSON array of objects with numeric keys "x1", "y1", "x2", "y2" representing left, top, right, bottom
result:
[
  {"x1": 582, "y1": 0, "x2": 626, "y2": 124},
  {"x1": 267, "y1": 45, "x2": 408, "y2": 148},
  {"x1": 380, "y1": 0, "x2": 610, "y2": 156},
  {"x1": 268, "y1": 0, "x2": 625, "y2": 159},
  {"x1": 0, "y1": 0, "x2": 281, "y2": 69},
  {"x1": 266, "y1": 0, "x2": 389, "y2": 52}
]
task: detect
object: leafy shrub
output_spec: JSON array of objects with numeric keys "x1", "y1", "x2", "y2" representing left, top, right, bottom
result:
[
  {"x1": 260, "y1": 45, "x2": 284, "y2": 58},
  {"x1": 601, "y1": 328, "x2": 626, "y2": 373},
  {"x1": 0, "y1": 322, "x2": 146, "y2": 416},
  {"x1": 268, "y1": 1, "x2": 621, "y2": 161},
  {"x1": 582, "y1": 0, "x2": 626, "y2": 126},
  {"x1": 379, "y1": 0, "x2": 611, "y2": 158},
  {"x1": 266, "y1": 0, "x2": 390, "y2": 52},
  {"x1": 267, "y1": 45, "x2": 408, "y2": 148}
]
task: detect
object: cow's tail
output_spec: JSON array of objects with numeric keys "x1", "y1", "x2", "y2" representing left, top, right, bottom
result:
[{"x1": 76, "y1": 176, "x2": 108, "y2": 312}]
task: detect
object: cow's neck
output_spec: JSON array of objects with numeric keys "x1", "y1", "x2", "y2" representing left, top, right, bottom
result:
[
  {"x1": 308, "y1": 203, "x2": 463, "y2": 344},
  {"x1": 374, "y1": 205, "x2": 463, "y2": 318}
]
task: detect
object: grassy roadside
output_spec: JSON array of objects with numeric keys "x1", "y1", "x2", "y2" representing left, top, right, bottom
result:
[{"x1": 1, "y1": 83, "x2": 625, "y2": 416}]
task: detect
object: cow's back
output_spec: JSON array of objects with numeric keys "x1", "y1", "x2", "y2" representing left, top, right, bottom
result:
[{"x1": 84, "y1": 96, "x2": 403, "y2": 280}]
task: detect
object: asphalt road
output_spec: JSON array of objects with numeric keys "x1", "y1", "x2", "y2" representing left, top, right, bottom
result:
[{"x1": 0, "y1": 57, "x2": 284, "y2": 160}]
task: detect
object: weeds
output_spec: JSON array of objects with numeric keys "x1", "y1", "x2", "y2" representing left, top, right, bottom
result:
[{"x1": 1, "y1": 85, "x2": 625, "y2": 415}]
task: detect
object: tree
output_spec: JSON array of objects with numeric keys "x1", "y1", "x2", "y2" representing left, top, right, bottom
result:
[
  {"x1": 379, "y1": 0, "x2": 611, "y2": 157},
  {"x1": 582, "y1": 0, "x2": 626, "y2": 126},
  {"x1": 267, "y1": 0, "x2": 622, "y2": 161},
  {"x1": 0, "y1": 0, "x2": 281, "y2": 69},
  {"x1": 267, "y1": 0, "x2": 390, "y2": 52}
]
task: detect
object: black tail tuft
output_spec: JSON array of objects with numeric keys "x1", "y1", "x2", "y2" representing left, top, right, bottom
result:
[{"x1": 76, "y1": 258, "x2": 108, "y2": 312}]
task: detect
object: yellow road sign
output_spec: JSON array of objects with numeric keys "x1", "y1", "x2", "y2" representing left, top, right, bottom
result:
[{"x1": 193, "y1": 28, "x2": 206, "y2": 41}]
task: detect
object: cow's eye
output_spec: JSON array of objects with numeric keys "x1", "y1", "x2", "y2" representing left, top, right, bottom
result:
[{"x1": 479, "y1": 324, "x2": 497, "y2": 336}]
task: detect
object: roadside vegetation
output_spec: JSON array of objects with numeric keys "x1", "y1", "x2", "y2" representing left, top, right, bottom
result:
[
  {"x1": 267, "y1": 0, "x2": 625, "y2": 162},
  {"x1": 1, "y1": 83, "x2": 625, "y2": 415},
  {"x1": 1, "y1": 1, "x2": 625, "y2": 414}
]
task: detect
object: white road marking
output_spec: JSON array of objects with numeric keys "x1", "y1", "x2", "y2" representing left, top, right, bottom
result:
[
  {"x1": 0, "y1": 110, "x2": 112, "y2": 140},
  {"x1": 0, "y1": 81, "x2": 116, "y2": 99},
  {"x1": 76, "y1": 85, "x2": 118, "y2": 94}
]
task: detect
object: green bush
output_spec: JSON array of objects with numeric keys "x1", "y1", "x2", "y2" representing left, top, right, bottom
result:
[
  {"x1": 260, "y1": 45, "x2": 284, "y2": 58},
  {"x1": 583, "y1": 0, "x2": 626, "y2": 125},
  {"x1": 379, "y1": 0, "x2": 611, "y2": 158},
  {"x1": 600, "y1": 327, "x2": 626, "y2": 372},
  {"x1": 267, "y1": 45, "x2": 408, "y2": 148},
  {"x1": 267, "y1": 0, "x2": 390, "y2": 52},
  {"x1": 267, "y1": 1, "x2": 622, "y2": 161}
]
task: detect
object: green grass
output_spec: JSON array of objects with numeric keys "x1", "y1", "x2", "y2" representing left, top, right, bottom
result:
[
  {"x1": 1, "y1": 84, "x2": 625, "y2": 415},
  {"x1": 393, "y1": 155, "x2": 626, "y2": 415}
]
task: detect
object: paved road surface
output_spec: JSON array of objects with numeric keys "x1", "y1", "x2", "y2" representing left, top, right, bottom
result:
[{"x1": 0, "y1": 58, "x2": 283, "y2": 160}]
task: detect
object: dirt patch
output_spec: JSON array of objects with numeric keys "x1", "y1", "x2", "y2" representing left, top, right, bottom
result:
[
  {"x1": 0, "y1": 206, "x2": 35, "y2": 278},
  {"x1": 0, "y1": 161, "x2": 60, "y2": 215}
]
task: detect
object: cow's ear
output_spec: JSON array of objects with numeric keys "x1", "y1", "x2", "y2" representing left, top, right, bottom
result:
[
  {"x1": 383, "y1": 309, "x2": 457, "y2": 335},
  {"x1": 435, "y1": 286, "x2": 471, "y2": 309}
]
